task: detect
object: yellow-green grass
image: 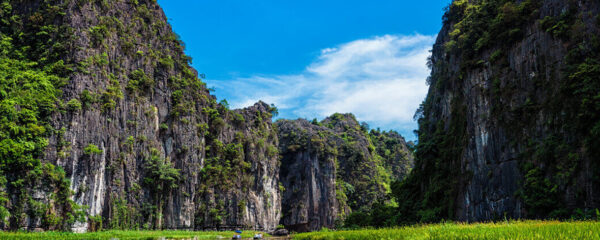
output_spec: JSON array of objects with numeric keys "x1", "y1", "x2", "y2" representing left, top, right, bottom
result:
[
  {"x1": 293, "y1": 221, "x2": 600, "y2": 240},
  {"x1": 0, "y1": 229, "x2": 269, "y2": 240}
]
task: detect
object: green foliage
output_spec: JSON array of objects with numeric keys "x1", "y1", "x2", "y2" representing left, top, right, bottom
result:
[
  {"x1": 144, "y1": 148, "x2": 180, "y2": 193},
  {"x1": 311, "y1": 118, "x2": 321, "y2": 126},
  {"x1": 108, "y1": 197, "x2": 139, "y2": 230},
  {"x1": 232, "y1": 112, "x2": 245, "y2": 125},
  {"x1": 539, "y1": 9, "x2": 576, "y2": 40},
  {"x1": 100, "y1": 75, "x2": 123, "y2": 111},
  {"x1": 0, "y1": 1, "x2": 89, "y2": 229},
  {"x1": 126, "y1": 69, "x2": 154, "y2": 94},
  {"x1": 88, "y1": 215, "x2": 102, "y2": 232},
  {"x1": 92, "y1": 52, "x2": 109, "y2": 67},
  {"x1": 66, "y1": 98, "x2": 82, "y2": 111},
  {"x1": 442, "y1": 0, "x2": 540, "y2": 60},
  {"x1": 80, "y1": 90, "x2": 96, "y2": 110},
  {"x1": 266, "y1": 145, "x2": 278, "y2": 157},
  {"x1": 84, "y1": 144, "x2": 102, "y2": 155},
  {"x1": 158, "y1": 56, "x2": 174, "y2": 70},
  {"x1": 268, "y1": 103, "x2": 278, "y2": 117},
  {"x1": 489, "y1": 49, "x2": 503, "y2": 63},
  {"x1": 0, "y1": 56, "x2": 61, "y2": 228},
  {"x1": 89, "y1": 25, "x2": 109, "y2": 47},
  {"x1": 343, "y1": 200, "x2": 397, "y2": 228},
  {"x1": 143, "y1": 148, "x2": 180, "y2": 229},
  {"x1": 368, "y1": 129, "x2": 412, "y2": 180},
  {"x1": 202, "y1": 107, "x2": 225, "y2": 131}
]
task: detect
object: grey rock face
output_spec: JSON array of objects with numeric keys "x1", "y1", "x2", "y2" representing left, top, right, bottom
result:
[
  {"x1": 420, "y1": 0, "x2": 600, "y2": 222},
  {"x1": 5, "y1": 0, "x2": 413, "y2": 232},
  {"x1": 277, "y1": 115, "x2": 414, "y2": 231},
  {"x1": 278, "y1": 119, "x2": 339, "y2": 232},
  {"x1": 6, "y1": 0, "x2": 282, "y2": 232}
]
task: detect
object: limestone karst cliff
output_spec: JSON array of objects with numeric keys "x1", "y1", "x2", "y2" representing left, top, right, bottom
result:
[
  {"x1": 277, "y1": 114, "x2": 413, "y2": 231},
  {"x1": 0, "y1": 0, "x2": 414, "y2": 232},
  {"x1": 396, "y1": 0, "x2": 600, "y2": 223},
  {"x1": 1, "y1": 0, "x2": 281, "y2": 232}
]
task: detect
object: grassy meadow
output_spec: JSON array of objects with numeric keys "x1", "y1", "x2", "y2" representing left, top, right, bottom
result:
[
  {"x1": 0, "y1": 229, "x2": 269, "y2": 240},
  {"x1": 293, "y1": 221, "x2": 600, "y2": 240},
  {"x1": 0, "y1": 221, "x2": 598, "y2": 239}
]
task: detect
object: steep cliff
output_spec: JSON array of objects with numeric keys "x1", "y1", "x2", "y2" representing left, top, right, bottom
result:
[
  {"x1": 0, "y1": 0, "x2": 417, "y2": 233},
  {"x1": 396, "y1": 0, "x2": 600, "y2": 223},
  {"x1": 277, "y1": 114, "x2": 413, "y2": 231},
  {"x1": 0, "y1": 0, "x2": 280, "y2": 232}
]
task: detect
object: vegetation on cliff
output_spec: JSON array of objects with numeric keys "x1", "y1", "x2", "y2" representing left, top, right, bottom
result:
[
  {"x1": 277, "y1": 113, "x2": 414, "y2": 230},
  {"x1": 0, "y1": 0, "x2": 284, "y2": 231},
  {"x1": 7, "y1": 0, "x2": 598, "y2": 234},
  {"x1": 0, "y1": 0, "x2": 87, "y2": 230},
  {"x1": 388, "y1": 0, "x2": 600, "y2": 226}
]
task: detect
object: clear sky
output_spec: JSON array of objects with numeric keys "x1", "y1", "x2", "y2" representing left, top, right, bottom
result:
[{"x1": 157, "y1": 0, "x2": 451, "y2": 141}]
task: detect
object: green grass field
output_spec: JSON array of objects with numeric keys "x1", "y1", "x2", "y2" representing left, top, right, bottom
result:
[
  {"x1": 1, "y1": 221, "x2": 598, "y2": 239},
  {"x1": 0, "y1": 229, "x2": 268, "y2": 240},
  {"x1": 293, "y1": 221, "x2": 600, "y2": 240}
]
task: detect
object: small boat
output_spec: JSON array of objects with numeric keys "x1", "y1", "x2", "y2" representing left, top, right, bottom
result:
[
  {"x1": 232, "y1": 229, "x2": 243, "y2": 239},
  {"x1": 253, "y1": 233, "x2": 263, "y2": 239}
]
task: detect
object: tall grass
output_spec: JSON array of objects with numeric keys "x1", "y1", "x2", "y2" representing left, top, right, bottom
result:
[
  {"x1": 293, "y1": 221, "x2": 600, "y2": 240},
  {"x1": 0, "y1": 229, "x2": 267, "y2": 240}
]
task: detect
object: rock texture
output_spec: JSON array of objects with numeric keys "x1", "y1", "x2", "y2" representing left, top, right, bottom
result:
[
  {"x1": 277, "y1": 114, "x2": 413, "y2": 231},
  {"x1": 2, "y1": 0, "x2": 281, "y2": 232},
  {"x1": 402, "y1": 0, "x2": 600, "y2": 223},
  {"x1": 0, "y1": 0, "x2": 414, "y2": 232}
]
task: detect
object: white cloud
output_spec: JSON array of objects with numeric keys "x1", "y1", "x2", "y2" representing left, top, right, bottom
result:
[{"x1": 206, "y1": 34, "x2": 435, "y2": 140}]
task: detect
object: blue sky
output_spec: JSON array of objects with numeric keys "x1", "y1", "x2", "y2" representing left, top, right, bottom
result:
[{"x1": 158, "y1": 0, "x2": 451, "y2": 141}]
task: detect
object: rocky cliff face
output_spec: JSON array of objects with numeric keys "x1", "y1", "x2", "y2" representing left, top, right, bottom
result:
[
  {"x1": 277, "y1": 114, "x2": 413, "y2": 231},
  {"x1": 398, "y1": 0, "x2": 600, "y2": 223},
  {"x1": 0, "y1": 0, "x2": 414, "y2": 232},
  {"x1": 1, "y1": 0, "x2": 281, "y2": 232}
]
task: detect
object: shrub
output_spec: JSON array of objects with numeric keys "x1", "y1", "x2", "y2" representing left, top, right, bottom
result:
[
  {"x1": 489, "y1": 49, "x2": 503, "y2": 63},
  {"x1": 232, "y1": 112, "x2": 245, "y2": 125},
  {"x1": 66, "y1": 99, "x2": 82, "y2": 111},
  {"x1": 89, "y1": 25, "x2": 108, "y2": 46},
  {"x1": 127, "y1": 69, "x2": 154, "y2": 93},
  {"x1": 158, "y1": 56, "x2": 174, "y2": 70},
  {"x1": 80, "y1": 90, "x2": 96, "y2": 109},
  {"x1": 101, "y1": 76, "x2": 123, "y2": 111},
  {"x1": 84, "y1": 144, "x2": 103, "y2": 155},
  {"x1": 268, "y1": 104, "x2": 279, "y2": 117}
]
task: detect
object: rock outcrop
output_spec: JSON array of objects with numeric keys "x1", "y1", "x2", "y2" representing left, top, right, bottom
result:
[
  {"x1": 398, "y1": 0, "x2": 600, "y2": 223},
  {"x1": 0, "y1": 0, "x2": 414, "y2": 232},
  {"x1": 1, "y1": 0, "x2": 281, "y2": 232},
  {"x1": 277, "y1": 114, "x2": 413, "y2": 231}
]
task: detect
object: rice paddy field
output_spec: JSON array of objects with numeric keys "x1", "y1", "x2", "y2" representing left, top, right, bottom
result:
[
  {"x1": 0, "y1": 221, "x2": 598, "y2": 240},
  {"x1": 292, "y1": 221, "x2": 600, "y2": 240},
  {"x1": 0, "y1": 229, "x2": 270, "y2": 240}
]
